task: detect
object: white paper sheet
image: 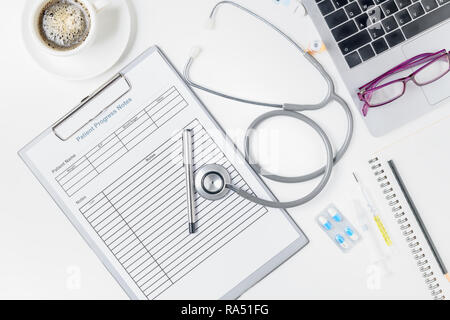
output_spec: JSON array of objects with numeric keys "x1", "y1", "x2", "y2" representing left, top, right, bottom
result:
[{"x1": 19, "y1": 47, "x2": 307, "y2": 300}]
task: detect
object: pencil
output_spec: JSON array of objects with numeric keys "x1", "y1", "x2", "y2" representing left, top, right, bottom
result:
[{"x1": 388, "y1": 160, "x2": 449, "y2": 282}]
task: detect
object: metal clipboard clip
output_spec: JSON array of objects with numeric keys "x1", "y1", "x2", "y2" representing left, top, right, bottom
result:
[{"x1": 52, "y1": 73, "x2": 132, "y2": 141}]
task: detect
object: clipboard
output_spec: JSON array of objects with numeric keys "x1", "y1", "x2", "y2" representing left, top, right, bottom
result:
[{"x1": 19, "y1": 46, "x2": 308, "y2": 300}]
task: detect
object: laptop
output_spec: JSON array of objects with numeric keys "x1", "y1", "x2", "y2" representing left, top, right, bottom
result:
[{"x1": 303, "y1": 0, "x2": 450, "y2": 136}]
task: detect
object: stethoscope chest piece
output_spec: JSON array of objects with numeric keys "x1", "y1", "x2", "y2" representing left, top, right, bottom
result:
[{"x1": 195, "y1": 164, "x2": 231, "y2": 201}]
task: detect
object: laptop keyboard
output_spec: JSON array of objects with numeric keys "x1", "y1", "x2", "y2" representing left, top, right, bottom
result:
[{"x1": 315, "y1": 0, "x2": 450, "y2": 68}]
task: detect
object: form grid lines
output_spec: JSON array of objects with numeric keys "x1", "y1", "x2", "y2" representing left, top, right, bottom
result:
[
  {"x1": 79, "y1": 119, "x2": 268, "y2": 299},
  {"x1": 56, "y1": 86, "x2": 188, "y2": 197},
  {"x1": 103, "y1": 191, "x2": 174, "y2": 285}
]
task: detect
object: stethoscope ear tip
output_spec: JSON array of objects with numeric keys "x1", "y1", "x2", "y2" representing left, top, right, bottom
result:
[
  {"x1": 294, "y1": 1, "x2": 307, "y2": 16},
  {"x1": 205, "y1": 17, "x2": 216, "y2": 30},
  {"x1": 189, "y1": 46, "x2": 202, "y2": 59}
]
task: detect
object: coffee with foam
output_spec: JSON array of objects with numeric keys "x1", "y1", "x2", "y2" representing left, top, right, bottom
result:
[{"x1": 38, "y1": 0, "x2": 91, "y2": 51}]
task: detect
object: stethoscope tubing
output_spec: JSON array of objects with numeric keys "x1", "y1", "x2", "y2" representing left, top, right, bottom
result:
[{"x1": 229, "y1": 110, "x2": 335, "y2": 208}]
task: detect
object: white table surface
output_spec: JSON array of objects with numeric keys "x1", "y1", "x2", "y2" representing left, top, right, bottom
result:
[{"x1": 1, "y1": 0, "x2": 449, "y2": 299}]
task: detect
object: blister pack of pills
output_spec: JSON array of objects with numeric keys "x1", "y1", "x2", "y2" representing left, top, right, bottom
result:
[{"x1": 316, "y1": 204, "x2": 361, "y2": 253}]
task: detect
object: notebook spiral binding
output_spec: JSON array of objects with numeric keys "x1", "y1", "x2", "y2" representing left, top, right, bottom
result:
[{"x1": 368, "y1": 157, "x2": 445, "y2": 300}]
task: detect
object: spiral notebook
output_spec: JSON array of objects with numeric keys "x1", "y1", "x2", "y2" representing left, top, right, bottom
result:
[{"x1": 365, "y1": 116, "x2": 450, "y2": 300}]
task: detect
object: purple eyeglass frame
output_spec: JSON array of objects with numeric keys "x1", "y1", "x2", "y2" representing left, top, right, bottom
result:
[{"x1": 357, "y1": 49, "x2": 450, "y2": 116}]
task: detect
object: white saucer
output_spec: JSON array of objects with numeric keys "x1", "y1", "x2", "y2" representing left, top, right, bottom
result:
[{"x1": 22, "y1": 0, "x2": 131, "y2": 81}]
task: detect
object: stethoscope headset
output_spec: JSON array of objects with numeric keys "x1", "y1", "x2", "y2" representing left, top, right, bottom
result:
[{"x1": 183, "y1": 1, "x2": 354, "y2": 209}]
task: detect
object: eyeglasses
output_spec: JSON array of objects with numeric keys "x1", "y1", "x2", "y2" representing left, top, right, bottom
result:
[{"x1": 358, "y1": 49, "x2": 450, "y2": 117}]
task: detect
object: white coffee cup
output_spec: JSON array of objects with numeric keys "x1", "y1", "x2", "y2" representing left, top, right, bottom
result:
[{"x1": 30, "y1": 0, "x2": 109, "y2": 56}]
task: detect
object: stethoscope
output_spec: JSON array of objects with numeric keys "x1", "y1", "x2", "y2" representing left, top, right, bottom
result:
[{"x1": 183, "y1": 1, "x2": 354, "y2": 209}]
